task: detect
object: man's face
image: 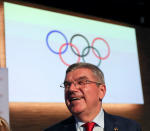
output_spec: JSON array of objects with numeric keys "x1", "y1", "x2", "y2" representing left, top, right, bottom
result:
[{"x1": 64, "y1": 68, "x2": 106, "y2": 116}]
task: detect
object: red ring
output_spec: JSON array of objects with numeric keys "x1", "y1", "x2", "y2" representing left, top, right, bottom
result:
[
  {"x1": 59, "y1": 43, "x2": 80, "y2": 66},
  {"x1": 91, "y1": 37, "x2": 110, "y2": 60}
]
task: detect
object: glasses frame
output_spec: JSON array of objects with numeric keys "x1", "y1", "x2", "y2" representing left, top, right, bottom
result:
[{"x1": 60, "y1": 79, "x2": 101, "y2": 89}]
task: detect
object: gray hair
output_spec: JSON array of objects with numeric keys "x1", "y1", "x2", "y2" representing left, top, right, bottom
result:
[{"x1": 66, "y1": 62, "x2": 105, "y2": 84}]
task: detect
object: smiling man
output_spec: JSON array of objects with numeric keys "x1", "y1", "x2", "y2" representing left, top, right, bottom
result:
[{"x1": 44, "y1": 62, "x2": 142, "y2": 131}]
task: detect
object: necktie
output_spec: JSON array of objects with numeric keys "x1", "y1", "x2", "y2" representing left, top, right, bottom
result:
[{"x1": 82, "y1": 122, "x2": 96, "y2": 131}]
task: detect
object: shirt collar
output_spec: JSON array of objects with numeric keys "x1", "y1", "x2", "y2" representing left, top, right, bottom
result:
[{"x1": 75, "y1": 108, "x2": 104, "y2": 129}]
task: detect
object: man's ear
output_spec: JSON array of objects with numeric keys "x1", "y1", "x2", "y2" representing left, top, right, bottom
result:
[{"x1": 99, "y1": 84, "x2": 106, "y2": 101}]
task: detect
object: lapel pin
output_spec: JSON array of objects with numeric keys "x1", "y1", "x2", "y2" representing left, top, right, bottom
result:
[{"x1": 113, "y1": 127, "x2": 119, "y2": 131}]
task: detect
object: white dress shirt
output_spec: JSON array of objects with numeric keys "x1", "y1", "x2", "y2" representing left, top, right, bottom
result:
[{"x1": 75, "y1": 108, "x2": 104, "y2": 131}]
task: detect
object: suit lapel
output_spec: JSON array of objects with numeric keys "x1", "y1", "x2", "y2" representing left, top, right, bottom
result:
[
  {"x1": 104, "y1": 111, "x2": 119, "y2": 131},
  {"x1": 63, "y1": 123, "x2": 76, "y2": 131},
  {"x1": 104, "y1": 111, "x2": 114, "y2": 131},
  {"x1": 63, "y1": 116, "x2": 76, "y2": 131}
]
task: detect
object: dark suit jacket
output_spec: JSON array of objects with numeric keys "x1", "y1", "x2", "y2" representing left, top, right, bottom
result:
[{"x1": 44, "y1": 111, "x2": 142, "y2": 131}]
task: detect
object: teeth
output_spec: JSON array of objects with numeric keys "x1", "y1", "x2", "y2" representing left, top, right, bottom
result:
[
  {"x1": 70, "y1": 97, "x2": 80, "y2": 101},
  {"x1": 72, "y1": 98, "x2": 78, "y2": 100}
]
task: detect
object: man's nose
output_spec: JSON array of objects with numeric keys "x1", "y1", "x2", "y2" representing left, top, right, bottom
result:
[{"x1": 69, "y1": 82, "x2": 78, "y2": 91}]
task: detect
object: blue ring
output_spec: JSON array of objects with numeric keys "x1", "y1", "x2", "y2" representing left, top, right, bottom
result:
[{"x1": 46, "y1": 30, "x2": 68, "y2": 54}]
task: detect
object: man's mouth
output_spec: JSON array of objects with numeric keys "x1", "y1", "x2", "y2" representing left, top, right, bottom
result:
[{"x1": 69, "y1": 97, "x2": 82, "y2": 102}]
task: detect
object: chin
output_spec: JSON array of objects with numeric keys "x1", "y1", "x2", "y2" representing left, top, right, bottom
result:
[{"x1": 69, "y1": 106, "x2": 85, "y2": 115}]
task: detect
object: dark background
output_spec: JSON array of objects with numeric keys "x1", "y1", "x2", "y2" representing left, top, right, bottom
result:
[{"x1": 19, "y1": 0, "x2": 148, "y2": 28}]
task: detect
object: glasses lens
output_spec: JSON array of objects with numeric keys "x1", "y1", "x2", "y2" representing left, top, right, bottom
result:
[{"x1": 64, "y1": 81, "x2": 71, "y2": 88}]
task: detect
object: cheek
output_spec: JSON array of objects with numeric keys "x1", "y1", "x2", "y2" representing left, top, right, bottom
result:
[
  {"x1": 84, "y1": 87, "x2": 100, "y2": 101},
  {"x1": 64, "y1": 91, "x2": 69, "y2": 102}
]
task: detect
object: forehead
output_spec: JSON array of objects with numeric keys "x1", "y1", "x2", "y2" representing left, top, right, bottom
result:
[{"x1": 65, "y1": 68, "x2": 97, "y2": 81}]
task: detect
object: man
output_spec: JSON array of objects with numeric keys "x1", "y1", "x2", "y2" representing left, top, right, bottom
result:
[{"x1": 44, "y1": 62, "x2": 141, "y2": 131}]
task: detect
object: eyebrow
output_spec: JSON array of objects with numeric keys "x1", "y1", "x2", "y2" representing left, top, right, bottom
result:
[
  {"x1": 75, "y1": 76, "x2": 88, "y2": 81},
  {"x1": 64, "y1": 76, "x2": 88, "y2": 83}
]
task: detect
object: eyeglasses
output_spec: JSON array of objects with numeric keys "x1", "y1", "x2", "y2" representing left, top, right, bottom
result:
[{"x1": 60, "y1": 79, "x2": 101, "y2": 89}]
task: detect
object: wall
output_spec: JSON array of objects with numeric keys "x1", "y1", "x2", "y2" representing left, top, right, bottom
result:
[{"x1": 8, "y1": 26, "x2": 150, "y2": 131}]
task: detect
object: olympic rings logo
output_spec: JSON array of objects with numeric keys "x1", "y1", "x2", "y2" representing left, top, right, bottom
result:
[{"x1": 46, "y1": 30, "x2": 110, "y2": 67}]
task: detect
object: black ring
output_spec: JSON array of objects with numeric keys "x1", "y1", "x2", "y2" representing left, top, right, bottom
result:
[
  {"x1": 82, "y1": 46, "x2": 102, "y2": 67},
  {"x1": 70, "y1": 34, "x2": 90, "y2": 57}
]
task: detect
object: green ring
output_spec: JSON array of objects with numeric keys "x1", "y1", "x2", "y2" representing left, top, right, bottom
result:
[{"x1": 82, "y1": 46, "x2": 102, "y2": 67}]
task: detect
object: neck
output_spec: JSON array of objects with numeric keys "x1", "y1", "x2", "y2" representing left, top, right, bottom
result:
[{"x1": 74, "y1": 104, "x2": 102, "y2": 122}]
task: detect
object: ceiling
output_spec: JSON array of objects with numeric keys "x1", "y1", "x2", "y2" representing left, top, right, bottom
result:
[{"x1": 17, "y1": 0, "x2": 148, "y2": 28}]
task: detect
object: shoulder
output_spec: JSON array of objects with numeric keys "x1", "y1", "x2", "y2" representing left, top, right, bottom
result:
[
  {"x1": 44, "y1": 116, "x2": 76, "y2": 131},
  {"x1": 104, "y1": 111, "x2": 142, "y2": 130}
]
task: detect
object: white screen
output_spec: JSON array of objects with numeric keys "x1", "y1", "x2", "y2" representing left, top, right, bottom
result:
[{"x1": 4, "y1": 2, "x2": 144, "y2": 104}]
